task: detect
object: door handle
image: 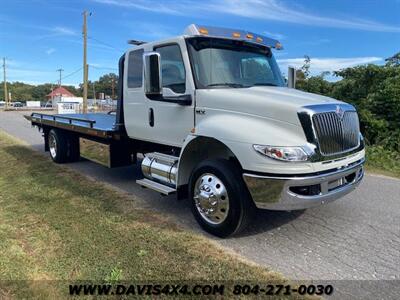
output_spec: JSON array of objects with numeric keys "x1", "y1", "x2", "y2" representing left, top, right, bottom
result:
[{"x1": 148, "y1": 108, "x2": 154, "y2": 127}]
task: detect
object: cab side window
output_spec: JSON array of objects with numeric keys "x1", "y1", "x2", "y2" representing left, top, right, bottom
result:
[
  {"x1": 155, "y1": 44, "x2": 186, "y2": 94},
  {"x1": 127, "y1": 49, "x2": 144, "y2": 88}
]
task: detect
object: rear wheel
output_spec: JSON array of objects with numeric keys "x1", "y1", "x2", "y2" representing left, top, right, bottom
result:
[
  {"x1": 189, "y1": 159, "x2": 255, "y2": 238},
  {"x1": 48, "y1": 129, "x2": 68, "y2": 163}
]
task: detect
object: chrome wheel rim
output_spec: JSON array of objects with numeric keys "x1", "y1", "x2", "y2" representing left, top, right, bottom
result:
[
  {"x1": 193, "y1": 173, "x2": 229, "y2": 225},
  {"x1": 49, "y1": 134, "x2": 57, "y2": 158}
]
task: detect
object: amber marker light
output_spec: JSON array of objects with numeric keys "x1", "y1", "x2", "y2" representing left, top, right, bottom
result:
[
  {"x1": 246, "y1": 33, "x2": 254, "y2": 39},
  {"x1": 199, "y1": 28, "x2": 208, "y2": 35},
  {"x1": 232, "y1": 32, "x2": 241, "y2": 38}
]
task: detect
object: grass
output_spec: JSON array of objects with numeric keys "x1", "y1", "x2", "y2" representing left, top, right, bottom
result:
[
  {"x1": 79, "y1": 138, "x2": 111, "y2": 167},
  {"x1": 365, "y1": 145, "x2": 400, "y2": 178},
  {"x1": 0, "y1": 131, "x2": 304, "y2": 299}
]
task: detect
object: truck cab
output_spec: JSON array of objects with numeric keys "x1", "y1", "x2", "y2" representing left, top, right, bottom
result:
[{"x1": 28, "y1": 24, "x2": 365, "y2": 237}]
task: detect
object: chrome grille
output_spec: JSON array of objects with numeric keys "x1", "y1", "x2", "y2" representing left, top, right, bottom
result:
[{"x1": 312, "y1": 111, "x2": 360, "y2": 156}]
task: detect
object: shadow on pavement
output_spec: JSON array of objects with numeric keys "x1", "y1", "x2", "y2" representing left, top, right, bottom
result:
[{"x1": 236, "y1": 209, "x2": 305, "y2": 238}]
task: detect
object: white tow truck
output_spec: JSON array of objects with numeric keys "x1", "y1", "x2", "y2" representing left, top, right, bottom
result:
[{"x1": 26, "y1": 25, "x2": 365, "y2": 237}]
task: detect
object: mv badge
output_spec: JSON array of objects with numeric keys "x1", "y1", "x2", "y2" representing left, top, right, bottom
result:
[{"x1": 335, "y1": 105, "x2": 345, "y2": 121}]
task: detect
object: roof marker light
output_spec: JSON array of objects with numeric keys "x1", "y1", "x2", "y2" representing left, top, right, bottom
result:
[
  {"x1": 256, "y1": 37, "x2": 263, "y2": 43},
  {"x1": 246, "y1": 33, "x2": 254, "y2": 39},
  {"x1": 275, "y1": 42, "x2": 283, "y2": 49},
  {"x1": 199, "y1": 28, "x2": 208, "y2": 35},
  {"x1": 232, "y1": 32, "x2": 241, "y2": 38}
]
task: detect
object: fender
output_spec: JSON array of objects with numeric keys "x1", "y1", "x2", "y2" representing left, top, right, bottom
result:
[{"x1": 177, "y1": 135, "x2": 240, "y2": 186}]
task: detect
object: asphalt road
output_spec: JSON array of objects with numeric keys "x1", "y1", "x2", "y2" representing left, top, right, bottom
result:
[{"x1": 1, "y1": 111, "x2": 399, "y2": 283}]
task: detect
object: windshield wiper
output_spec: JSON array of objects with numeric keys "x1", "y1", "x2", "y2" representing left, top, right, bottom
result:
[
  {"x1": 206, "y1": 83, "x2": 246, "y2": 88},
  {"x1": 252, "y1": 83, "x2": 278, "y2": 87}
]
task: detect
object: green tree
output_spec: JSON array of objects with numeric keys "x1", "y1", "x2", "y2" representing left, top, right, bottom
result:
[
  {"x1": 296, "y1": 72, "x2": 333, "y2": 96},
  {"x1": 295, "y1": 56, "x2": 400, "y2": 151},
  {"x1": 301, "y1": 55, "x2": 311, "y2": 78},
  {"x1": 80, "y1": 73, "x2": 118, "y2": 99},
  {"x1": 385, "y1": 52, "x2": 400, "y2": 67}
]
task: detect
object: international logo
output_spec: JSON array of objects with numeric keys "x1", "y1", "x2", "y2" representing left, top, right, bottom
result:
[{"x1": 335, "y1": 105, "x2": 345, "y2": 121}]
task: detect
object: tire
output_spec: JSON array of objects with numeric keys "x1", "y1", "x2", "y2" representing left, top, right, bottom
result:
[
  {"x1": 67, "y1": 134, "x2": 80, "y2": 162},
  {"x1": 189, "y1": 159, "x2": 255, "y2": 238},
  {"x1": 48, "y1": 129, "x2": 69, "y2": 163}
]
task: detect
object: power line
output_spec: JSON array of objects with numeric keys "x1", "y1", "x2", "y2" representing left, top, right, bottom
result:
[
  {"x1": 48, "y1": 67, "x2": 83, "y2": 86},
  {"x1": 88, "y1": 36, "x2": 124, "y2": 52},
  {"x1": 89, "y1": 64, "x2": 118, "y2": 71},
  {"x1": 61, "y1": 67, "x2": 83, "y2": 81}
]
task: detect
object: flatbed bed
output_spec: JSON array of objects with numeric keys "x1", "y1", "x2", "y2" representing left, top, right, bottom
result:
[{"x1": 25, "y1": 112, "x2": 123, "y2": 140}]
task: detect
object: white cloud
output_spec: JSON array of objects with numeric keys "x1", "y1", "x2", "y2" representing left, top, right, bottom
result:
[
  {"x1": 122, "y1": 21, "x2": 179, "y2": 40},
  {"x1": 63, "y1": 38, "x2": 123, "y2": 53},
  {"x1": 92, "y1": 0, "x2": 400, "y2": 33},
  {"x1": 30, "y1": 26, "x2": 78, "y2": 41},
  {"x1": 278, "y1": 56, "x2": 383, "y2": 73},
  {"x1": 299, "y1": 38, "x2": 331, "y2": 46},
  {"x1": 209, "y1": 0, "x2": 400, "y2": 32},
  {"x1": 263, "y1": 31, "x2": 285, "y2": 40},
  {"x1": 52, "y1": 26, "x2": 77, "y2": 36},
  {"x1": 7, "y1": 68, "x2": 56, "y2": 82},
  {"x1": 7, "y1": 80, "x2": 80, "y2": 88},
  {"x1": 93, "y1": 0, "x2": 186, "y2": 15},
  {"x1": 46, "y1": 48, "x2": 56, "y2": 55}
]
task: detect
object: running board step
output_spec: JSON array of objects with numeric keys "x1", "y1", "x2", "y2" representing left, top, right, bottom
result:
[{"x1": 136, "y1": 178, "x2": 176, "y2": 195}]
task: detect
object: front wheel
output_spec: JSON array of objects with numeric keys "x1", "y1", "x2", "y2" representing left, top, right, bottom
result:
[{"x1": 189, "y1": 159, "x2": 255, "y2": 238}]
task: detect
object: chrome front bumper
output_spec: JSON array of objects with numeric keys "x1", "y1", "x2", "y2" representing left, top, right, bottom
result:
[{"x1": 243, "y1": 158, "x2": 364, "y2": 210}]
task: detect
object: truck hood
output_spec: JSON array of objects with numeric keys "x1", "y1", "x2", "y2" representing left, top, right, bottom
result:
[{"x1": 196, "y1": 86, "x2": 342, "y2": 126}]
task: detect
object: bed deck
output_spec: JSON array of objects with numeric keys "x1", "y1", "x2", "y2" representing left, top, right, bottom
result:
[{"x1": 26, "y1": 112, "x2": 122, "y2": 139}]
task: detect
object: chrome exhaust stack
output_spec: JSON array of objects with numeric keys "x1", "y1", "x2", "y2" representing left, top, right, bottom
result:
[{"x1": 141, "y1": 152, "x2": 178, "y2": 187}]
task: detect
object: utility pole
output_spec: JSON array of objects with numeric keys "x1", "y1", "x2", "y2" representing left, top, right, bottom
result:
[
  {"x1": 92, "y1": 82, "x2": 96, "y2": 108},
  {"x1": 111, "y1": 77, "x2": 115, "y2": 100},
  {"x1": 56, "y1": 68, "x2": 64, "y2": 88},
  {"x1": 50, "y1": 83, "x2": 54, "y2": 108},
  {"x1": 82, "y1": 11, "x2": 90, "y2": 113},
  {"x1": 3, "y1": 57, "x2": 8, "y2": 108}
]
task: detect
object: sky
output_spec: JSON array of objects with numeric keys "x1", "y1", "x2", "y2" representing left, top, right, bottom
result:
[{"x1": 1, "y1": 0, "x2": 399, "y2": 86}]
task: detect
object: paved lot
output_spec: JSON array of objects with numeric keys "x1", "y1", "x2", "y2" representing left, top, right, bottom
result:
[{"x1": 1, "y1": 110, "x2": 399, "y2": 282}]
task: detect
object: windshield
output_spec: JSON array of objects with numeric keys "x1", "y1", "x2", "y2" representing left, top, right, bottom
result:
[{"x1": 186, "y1": 37, "x2": 285, "y2": 89}]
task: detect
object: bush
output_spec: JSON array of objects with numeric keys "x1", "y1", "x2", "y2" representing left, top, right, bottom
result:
[
  {"x1": 296, "y1": 63, "x2": 400, "y2": 153},
  {"x1": 366, "y1": 146, "x2": 400, "y2": 177}
]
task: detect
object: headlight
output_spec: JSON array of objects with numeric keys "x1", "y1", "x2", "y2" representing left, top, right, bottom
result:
[{"x1": 253, "y1": 145, "x2": 314, "y2": 162}]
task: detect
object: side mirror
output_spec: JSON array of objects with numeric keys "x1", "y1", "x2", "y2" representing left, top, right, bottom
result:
[
  {"x1": 288, "y1": 66, "x2": 296, "y2": 89},
  {"x1": 144, "y1": 52, "x2": 162, "y2": 95}
]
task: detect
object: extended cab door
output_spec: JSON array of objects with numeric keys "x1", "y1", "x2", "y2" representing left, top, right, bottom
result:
[
  {"x1": 124, "y1": 39, "x2": 195, "y2": 147},
  {"x1": 147, "y1": 40, "x2": 195, "y2": 147},
  {"x1": 123, "y1": 48, "x2": 149, "y2": 141}
]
